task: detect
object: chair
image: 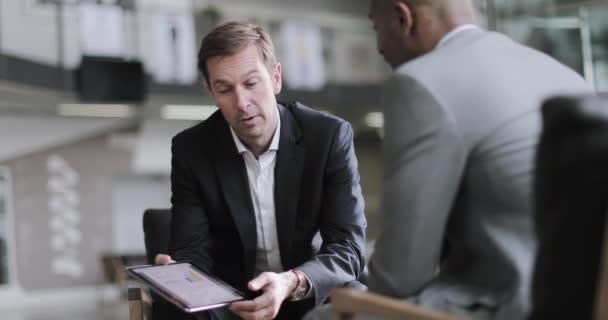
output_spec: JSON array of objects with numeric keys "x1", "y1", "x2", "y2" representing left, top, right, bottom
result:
[
  {"x1": 101, "y1": 252, "x2": 146, "y2": 308},
  {"x1": 142, "y1": 209, "x2": 172, "y2": 265},
  {"x1": 330, "y1": 288, "x2": 461, "y2": 320},
  {"x1": 101, "y1": 254, "x2": 128, "y2": 289},
  {"x1": 128, "y1": 286, "x2": 151, "y2": 320},
  {"x1": 597, "y1": 220, "x2": 608, "y2": 320},
  {"x1": 530, "y1": 95, "x2": 608, "y2": 320},
  {"x1": 129, "y1": 208, "x2": 172, "y2": 320}
]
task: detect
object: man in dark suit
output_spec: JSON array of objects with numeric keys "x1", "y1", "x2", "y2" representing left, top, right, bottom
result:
[{"x1": 157, "y1": 21, "x2": 367, "y2": 320}]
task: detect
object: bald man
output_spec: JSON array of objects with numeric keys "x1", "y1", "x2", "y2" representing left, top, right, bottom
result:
[{"x1": 306, "y1": 0, "x2": 591, "y2": 319}]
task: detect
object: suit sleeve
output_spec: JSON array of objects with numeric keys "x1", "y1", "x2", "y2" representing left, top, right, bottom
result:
[
  {"x1": 169, "y1": 136, "x2": 214, "y2": 273},
  {"x1": 367, "y1": 74, "x2": 467, "y2": 297},
  {"x1": 297, "y1": 121, "x2": 367, "y2": 305}
]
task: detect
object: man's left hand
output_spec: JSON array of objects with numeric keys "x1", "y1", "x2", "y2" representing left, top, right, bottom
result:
[{"x1": 229, "y1": 271, "x2": 298, "y2": 320}]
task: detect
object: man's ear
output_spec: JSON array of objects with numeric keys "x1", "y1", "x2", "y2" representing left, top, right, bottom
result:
[
  {"x1": 394, "y1": 1, "x2": 414, "y2": 35},
  {"x1": 272, "y1": 63, "x2": 282, "y2": 95}
]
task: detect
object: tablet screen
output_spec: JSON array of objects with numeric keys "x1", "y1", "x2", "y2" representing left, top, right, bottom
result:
[{"x1": 129, "y1": 263, "x2": 244, "y2": 312}]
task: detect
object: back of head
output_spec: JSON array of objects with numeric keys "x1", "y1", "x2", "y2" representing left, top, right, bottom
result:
[
  {"x1": 369, "y1": 0, "x2": 476, "y2": 66},
  {"x1": 372, "y1": 0, "x2": 475, "y2": 28},
  {"x1": 197, "y1": 21, "x2": 277, "y2": 87}
]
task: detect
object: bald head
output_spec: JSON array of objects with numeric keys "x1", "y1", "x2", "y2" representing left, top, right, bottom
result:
[
  {"x1": 370, "y1": 0, "x2": 475, "y2": 28},
  {"x1": 368, "y1": 0, "x2": 477, "y2": 68}
]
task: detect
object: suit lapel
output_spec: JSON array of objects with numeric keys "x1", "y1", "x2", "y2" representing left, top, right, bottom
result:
[
  {"x1": 212, "y1": 118, "x2": 257, "y2": 279},
  {"x1": 274, "y1": 104, "x2": 306, "y2": 268}
]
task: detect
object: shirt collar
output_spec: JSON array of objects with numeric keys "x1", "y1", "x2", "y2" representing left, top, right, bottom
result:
[
  {"x1": 436, "y1": 24, "x2": 479, "y2": 49},
  {"x1": 230, "y1": 110, "x2": 281, "y2": 155}
]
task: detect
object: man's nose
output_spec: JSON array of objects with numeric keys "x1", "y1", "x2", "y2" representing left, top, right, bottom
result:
[{"x1": 234, "y1": 87, "x2": 250, "y2": 110}]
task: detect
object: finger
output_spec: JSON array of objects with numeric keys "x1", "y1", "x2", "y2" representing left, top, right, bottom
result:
[
  {"x1": 248, "y1": 272, "x2": 274, "y2": 291},
  {"x1": 229, "y1": 300, "x2": 255, "y2": 312},
  {"x1": 154, "y1": 254, "x2": 167, "y2": 265},
  {"x1": 252, "y1": 291, "x2": 273, "y2": 308},
  {"x1": 230, "y1": 291, "x2": 272, "y2": 313},
  {"x1": 247, "y1": 308, "x2": 274, "y2": 320},
  {"x1": 230, "y1": 305, "x2": 274, "y2": 320},
  {"x1": 229, "y1": 299, "x2": 263, "y2": 313},
  {"x1": 154, "y1": 254, "x2": 175, "y2": 265}
]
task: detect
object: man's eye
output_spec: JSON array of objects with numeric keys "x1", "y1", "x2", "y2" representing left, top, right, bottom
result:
[
  {"x1": 217, "y1": 87, "x2": 230, "y2": 94},
  {"x1": 245, "y1": 81, "x2": 258, "y2": 87}
]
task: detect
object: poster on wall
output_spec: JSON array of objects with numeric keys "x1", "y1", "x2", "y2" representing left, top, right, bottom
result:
[
  {"x1": 278, "y1": 21, "x2": 326, "y2": 90},
  {"x1": 79, "y1": 3, "x2": 126, "y2": 57},
  {"x1": 149, "y1": 13, "x2": 197, "y2": 84},
  {"x1": 329, "y1": 30, "x2": 388, "y2": 84}
]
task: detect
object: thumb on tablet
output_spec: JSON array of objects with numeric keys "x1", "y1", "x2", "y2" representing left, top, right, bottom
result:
[
  {"x1": 248, "y1": 272, "x2": 273, "y2": 291},
  {"x1": 155, "y1": 254, "x2": 176, "y2": 265}
]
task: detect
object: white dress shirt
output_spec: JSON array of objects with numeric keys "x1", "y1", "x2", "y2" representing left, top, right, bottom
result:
[
  {"x1": 230, "y1": 116, "x2": 284, "y2": 276},
  {"x1": 230, "y1": 113, "x2": 313, "y2": 299}
]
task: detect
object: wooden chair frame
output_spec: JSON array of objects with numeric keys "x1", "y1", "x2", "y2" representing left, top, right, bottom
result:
[
  {"x1": 331, "y1": 210, "x2": 608, "y2": 320},
  {"x1": 595, "y1": 210, "x2": 608, "y2": 320},
  {"x1": 330, "y1": 288, "x2": 462, "y2": 320},
  {"x1": 128, "y1": 287, "x2": 152, "y2": 320}
]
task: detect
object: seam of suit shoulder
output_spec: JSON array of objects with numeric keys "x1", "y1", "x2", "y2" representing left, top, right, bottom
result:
[
  {"x1": 296, "y1": 102, "x2": 343, "y2": 123},
  {"x1": 292, "y1": 102, "x2": 345, "y2": 139},
  {"x1": 393, "y1": 71, "x2": 463, "y2": 136},
  {"x1": 325, "y1": 120, "x2": 355, "y2": 181},
  {"x1": 324, "y1": 114, "x2": 347, "y2": 143}
]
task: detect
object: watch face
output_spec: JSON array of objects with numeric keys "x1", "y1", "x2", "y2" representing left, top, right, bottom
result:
[{"x1": 291, "y1": 285, "x2": 306, "y2": 300}]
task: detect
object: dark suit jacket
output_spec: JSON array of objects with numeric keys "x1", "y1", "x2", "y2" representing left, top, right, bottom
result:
[{"x1": 169, "y1": 102, "x2": 367, "y2": 319}]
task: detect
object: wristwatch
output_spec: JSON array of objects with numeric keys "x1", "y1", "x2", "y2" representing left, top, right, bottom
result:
[{"x1": 289, "y1": 269, "x2": 308, "y2": 301}]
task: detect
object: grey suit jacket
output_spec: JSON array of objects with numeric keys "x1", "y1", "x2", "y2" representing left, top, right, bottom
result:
[
  {"x1": 170, "y1": 102, "x2": 367, "y2": 319},
  {"x1": 367, "y1": 28, "x2": 592, "y2": 319}
]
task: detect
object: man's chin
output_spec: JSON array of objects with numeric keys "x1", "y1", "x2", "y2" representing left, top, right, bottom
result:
[{"x1": 235, "y1": 129, "x2": 262, "y2": 141}]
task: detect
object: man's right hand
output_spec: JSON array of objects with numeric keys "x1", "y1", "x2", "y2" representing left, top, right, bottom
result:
[{"x1": 155, "y1": 254, "x2": 176, "y2": 265}]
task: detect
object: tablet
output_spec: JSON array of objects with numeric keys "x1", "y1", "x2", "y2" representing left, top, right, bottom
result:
[{"x1": 127, "y1": 262, "x2": 245, "y2": 313}]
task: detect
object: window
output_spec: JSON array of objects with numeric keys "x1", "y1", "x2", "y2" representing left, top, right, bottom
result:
[
  {"x1": 487, "y1": 0, "x2": 608, "y2": 91},
  {"x1": 0, "y1": 167, "x2": 12, "y2": 285}
]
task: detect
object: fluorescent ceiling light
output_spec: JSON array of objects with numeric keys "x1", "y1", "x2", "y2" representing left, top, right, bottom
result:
[
  {"x1": 161, "y1": 105, "x2": 218, "y2": 120},
  {"x1": 365, "y1": 112, "x2": 384, "y2": 128},
  {"x1": 58, "y1": 103, "x2": 136, "y2": 118}
]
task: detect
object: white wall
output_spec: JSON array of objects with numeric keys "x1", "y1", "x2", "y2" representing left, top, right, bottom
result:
[
  {"x1": 0, "y1": 0, "x2": 80, "y2": 68},
  {"x1": 132, "y1": 119, "x2": 196, "y2": 174},
  {"x1": 111, "y1": 175, "x2": 171, "y2": 254},
  {"x1": 0, "y1": 115, "x2": 130, "y2": 162}
]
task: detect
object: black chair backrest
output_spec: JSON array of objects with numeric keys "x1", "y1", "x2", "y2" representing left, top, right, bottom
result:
[
  {"x1": 143, "y1": 209, "x2": 172, "y2": 265},
  {"x1": 142, "y1": 209, "x2": 176, "y2": 320},
  {"x1": 531, "y1": 95, "x2": 608, "y2": 319}
]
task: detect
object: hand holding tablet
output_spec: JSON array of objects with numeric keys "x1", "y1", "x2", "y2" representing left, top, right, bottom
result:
[{"x1": 127, "y1": 262, "x2": 245, "y2": 313}]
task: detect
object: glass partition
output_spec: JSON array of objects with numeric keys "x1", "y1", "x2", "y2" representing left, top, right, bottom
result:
[
  {"x1": 0, "y1": 167, "x2": 12, "y2": 285},
  {"x1": 489, "y1": 0, "x2": 608, "y2": 91}
]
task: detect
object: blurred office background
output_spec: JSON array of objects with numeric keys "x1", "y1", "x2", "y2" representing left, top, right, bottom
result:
[{"x1": 0, "y1": 0, "x2": 604, "y2": 318}]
